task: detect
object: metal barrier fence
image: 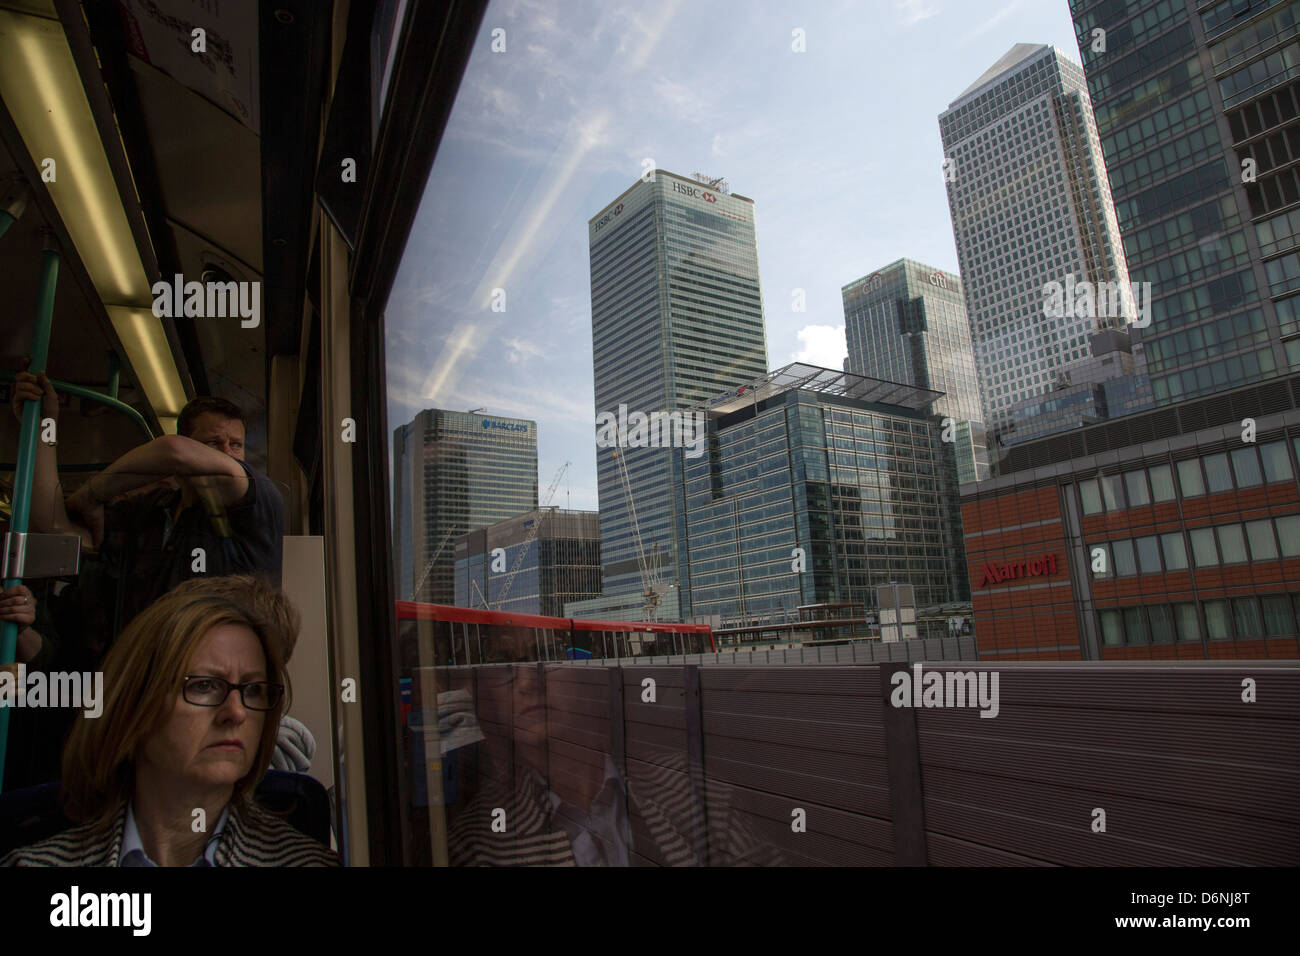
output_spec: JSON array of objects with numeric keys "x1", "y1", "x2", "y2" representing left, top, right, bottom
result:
[
  {"x1": 559, "y1": 634, "x2": 979, "y2": 666},
  {"x1": 411, "y1": 660, "x2": 1300, "y2": 866}
]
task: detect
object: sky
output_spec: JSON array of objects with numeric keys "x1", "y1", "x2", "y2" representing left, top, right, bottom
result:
[{"x1": 383, "y1": 0, "x2": 1083, "y2": 512}]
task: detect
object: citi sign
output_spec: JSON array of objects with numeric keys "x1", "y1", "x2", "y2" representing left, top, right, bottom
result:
[
  {"x1": 482, "y1": 419, "x2": 528, "y2": 433},
  {"x1": 978, "y1": 552, "x2": 1060, "y2": 588},
  {"x1": 928, "y1": 271, "x2": 959, "y2": 293}
]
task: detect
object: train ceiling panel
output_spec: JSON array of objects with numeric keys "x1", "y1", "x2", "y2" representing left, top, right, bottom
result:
[
  {"x1": 129, "y1": 55, "x2": 263, "y2": 274},
  {"x1": 112, "y1": 0, "x2": 260, "y2": 135}
]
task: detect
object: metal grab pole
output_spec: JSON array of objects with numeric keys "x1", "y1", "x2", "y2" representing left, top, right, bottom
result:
[
  {"x1": 0, "y1": 238, "x2": 60, "y2": 791},
  {"x1": 0, "y1": 178, "x2": 29, "y2": 241}
]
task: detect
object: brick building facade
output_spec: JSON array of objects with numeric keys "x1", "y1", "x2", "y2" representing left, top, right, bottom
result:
[{"x1": 963, "y1": 380, "x2": 1300, "y2": 661}]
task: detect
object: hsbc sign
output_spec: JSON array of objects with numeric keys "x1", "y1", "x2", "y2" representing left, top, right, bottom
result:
[
  {"x1": 671, "y1": 180, "x2": 719, "y2": 203},
  {"x1": 978, "y1": 552, "x2": 1060, "y2": 587},
  {"x1": 592, "y1": 202, "x2": 625, "y2": 234}
]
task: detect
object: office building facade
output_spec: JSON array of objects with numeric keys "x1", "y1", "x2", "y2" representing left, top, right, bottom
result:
[
  {"x1": 962, "y1": 374, "x2": 1300, "y2": 661},
  {"x1": 843, "y1": 259, "x2": 989, "y2": 482},
  {"x1": 939, "y1": 43, "x2": 1150, "y2": 444},
  {"x1": 1071, "y1": 0, "x2": 1296, "y2": 409},
  {"x1": 677, "y1": 364, "x2": 968, "y2": 636},
  {"x1": 392, "y1": 409, "x2": 538, "y2": 604},
  {"x1": 453, "y1": 508, "x2": 601, "y2": 617},
  {"x1": 588, "y1": 170, "x2": 769, "y2": 618}
]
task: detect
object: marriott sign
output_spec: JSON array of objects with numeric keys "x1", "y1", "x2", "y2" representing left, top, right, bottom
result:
[{"x1": 977, "y1": 552, "x2": 1060, "y2": 588}]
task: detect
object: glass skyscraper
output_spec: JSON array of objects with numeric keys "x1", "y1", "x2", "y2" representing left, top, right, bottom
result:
[
  {"x1": 939, "y1": 43, "x2": 1147, "y2": 443},
  {"x1": 1070, "y1": 0, "x2": 1295, "y2": 406},
  {"x1": 392, "y1": 409, "x2": 538, "y2": 604},
  {"x1": 677, "y1": 364, "x2": 968, "y2": 631},
  {"x1": 842, "y1": 259, "x2": 989, "y2": 482},
  {"x1": 586, "y1": 170, "x2": 769, "y2": 619},
  {"x1": 454, "y1": 508, "x2": 601, "y2": 617}
]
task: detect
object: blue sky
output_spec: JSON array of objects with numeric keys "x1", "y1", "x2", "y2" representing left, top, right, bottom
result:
[{"x1": 384, "y1": 0, "x2": 1082, "y2": 512}]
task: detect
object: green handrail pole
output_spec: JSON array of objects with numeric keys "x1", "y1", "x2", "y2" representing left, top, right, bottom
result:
[
  {"x1": 0, "y1": 236, "x2": 60, "y2": 791},
  {"x1": 0, "y1": 210, "x2": 14, "y2": 240},
  {"x1": 0, "y1": 372, "x2": 153, "y2": 440}
]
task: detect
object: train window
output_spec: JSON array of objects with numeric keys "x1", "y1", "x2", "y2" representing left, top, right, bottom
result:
[{"x1": 365, "y1": 0, "x2": 1083, "y2": 870}]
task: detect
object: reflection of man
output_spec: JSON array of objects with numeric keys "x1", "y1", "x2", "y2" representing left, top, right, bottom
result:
[{"x1": 11, "y1": 368, "x2": 284, "y2": 637}]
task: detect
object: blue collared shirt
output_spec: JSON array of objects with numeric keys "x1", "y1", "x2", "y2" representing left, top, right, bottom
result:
[{"x1": 119, "y1": 803, "x2": 230, "y2": 867}]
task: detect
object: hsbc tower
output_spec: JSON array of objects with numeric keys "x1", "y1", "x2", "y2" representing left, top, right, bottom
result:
[{"x1": 576, "y1": 170, "x2": 769, "y2": 620}]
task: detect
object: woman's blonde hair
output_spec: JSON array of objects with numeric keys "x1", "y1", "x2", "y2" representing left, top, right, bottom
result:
[{"x1": 60, "y1": 575, "x2": 299, "y2": 831}]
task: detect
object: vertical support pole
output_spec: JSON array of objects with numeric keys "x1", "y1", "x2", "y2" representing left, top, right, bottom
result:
[
  {"x1": 535, "y1": 660, "x2": 551, "y2": 830},
  {"x1": 606, "y1": 664, "x2": 631, "y2": 861},
  {"x1": 879, "y1": 662, "x2": 929, "y2": 865},
  {"x1": 106, "y1": 350, "x2": 121, "y2": 399},
  {"x1": 1, "y1": 237, "x2": 59, "y2": 791},
  {"x1": 682, "y1": 664, "x2": 710, "y2": 866}
]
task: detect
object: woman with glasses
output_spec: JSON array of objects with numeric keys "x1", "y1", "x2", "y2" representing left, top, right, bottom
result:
[{"x1": 1, "y1": 575, "x2": 339, "y2": 866}]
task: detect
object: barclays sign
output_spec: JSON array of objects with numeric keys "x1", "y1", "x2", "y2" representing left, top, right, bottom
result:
[{"x1": 481, "y1": 418, "x2": 529, "y2": 433}]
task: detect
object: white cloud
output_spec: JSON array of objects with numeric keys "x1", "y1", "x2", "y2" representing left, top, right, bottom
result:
[
  {"x1": 503, "y1": 337, "x2": 548, "y2": 364},
  {"x1": 964, "y1": 0, "x2": 1025, "y2": 40},
  {"x1": 652, "y1": 77, "x2": 711, "y2": 123},
  {"x1": 421, "y1": 322, "x2": 478, "y2": 405},
  {"x1": 894, "y1": 0, "x2": 939, "y2": 25},
  {"x1": 792, "y1": 325, "x2": 846, "y2": 369}
]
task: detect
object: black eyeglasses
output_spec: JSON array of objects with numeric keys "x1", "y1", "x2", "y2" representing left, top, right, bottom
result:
[{"x1": 182, "y1": 675, "x2": 283, "y2": 711}]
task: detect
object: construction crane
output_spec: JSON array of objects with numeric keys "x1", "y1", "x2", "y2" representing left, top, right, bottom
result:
[
  {"x1": 494, "y1": 461, "x2": 570, "y2": 609},
  {"x1": 411, "y1": 527, "x2": 456, "y2": 601},
  {"x1": 611, "y1": 449, "x2": 666, "y2": 621}
]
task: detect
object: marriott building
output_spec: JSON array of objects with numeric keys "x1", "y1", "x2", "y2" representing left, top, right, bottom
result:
[{"x1": 962, "y1": 377, "x2": 1300, "y2": 662}]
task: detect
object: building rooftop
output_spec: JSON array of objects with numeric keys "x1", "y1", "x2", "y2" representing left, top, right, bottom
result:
[
  {"x1": 697, "y1": 362, "x2": 943, "y2": 416},
  {"x1": 969, "y1": 373, "x2": 1300, "y2": 492},
  {"x1": 948, "y1": 42, "x2": 1048, "y2": 107}
]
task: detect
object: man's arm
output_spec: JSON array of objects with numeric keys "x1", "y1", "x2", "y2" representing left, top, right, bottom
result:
[
  {"x1": 64, "y1": 436, "x2": 249, "y2": 551},
  {"x1": 9, "y1": 368, "x2": 93, "y2": 548},
  {"x1": 76, "y1": 434, "x2": 248, "y2": 500}
]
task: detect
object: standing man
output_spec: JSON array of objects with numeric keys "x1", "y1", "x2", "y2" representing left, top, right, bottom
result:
[{"x1": 10, "y1": 365, "x2": 285, "y2": 637}]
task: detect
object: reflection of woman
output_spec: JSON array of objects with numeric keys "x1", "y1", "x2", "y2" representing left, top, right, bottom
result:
[{"x1": 2, "y1": 576, "x2": 338, "y2": 866}]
